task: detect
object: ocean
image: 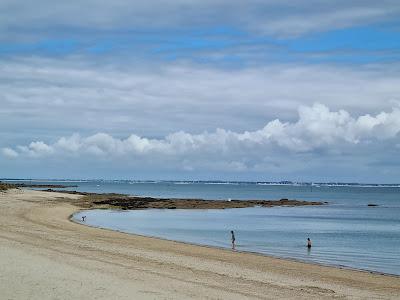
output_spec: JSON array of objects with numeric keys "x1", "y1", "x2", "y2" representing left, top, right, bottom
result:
[{"x1": 7, "y1": 179, "x2": 400, "y2": 275}]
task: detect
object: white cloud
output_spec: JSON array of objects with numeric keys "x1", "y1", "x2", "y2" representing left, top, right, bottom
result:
[
  {"x1": 1, "y1": 148, "x2": 18, "y2": 158},
  {"x1": 3, "y1": 104, "x2": 399, "y2": 169},
  {"x1": 16, "y1": 141, "x2": 54, "y2": 157},
  {"x1": 262, "y1": 5, "x2": 396, "y2": 36}
]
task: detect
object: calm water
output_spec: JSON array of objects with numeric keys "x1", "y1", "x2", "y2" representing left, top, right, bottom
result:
[{"x1": 7, "y1": 179, "x2": 400, "y2": 275}]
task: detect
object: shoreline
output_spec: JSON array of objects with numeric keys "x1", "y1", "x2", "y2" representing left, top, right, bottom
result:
[
  {"x1": 1, "y1": 189, "x2": 399, "y2": 299},
  {"x1": 40, "y1": 188, "x2": 325, "y2": 210},
  {"x1": 2, "y1": 182, "x2": 325, "y2": 209},
  {"x1": 70, "y1": 209, "x2": 399, "y2": 279}
]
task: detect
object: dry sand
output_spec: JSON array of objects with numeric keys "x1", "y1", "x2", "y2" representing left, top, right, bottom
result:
[{"x1": 0, "y1": 189, "x2": 399, "y2": 299}]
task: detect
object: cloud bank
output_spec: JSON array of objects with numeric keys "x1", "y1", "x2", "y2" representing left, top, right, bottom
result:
[
  {"x1": 4, "y1": 104, "x2": 399, "y2": 173},
  {"x1": 2, "y1": 57, "x2": 400, "y2": 147}
]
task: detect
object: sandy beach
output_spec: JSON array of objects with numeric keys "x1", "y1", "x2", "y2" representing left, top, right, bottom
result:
[{"x1": 0, "y1": 189, "x2": 399, "y2": 299}]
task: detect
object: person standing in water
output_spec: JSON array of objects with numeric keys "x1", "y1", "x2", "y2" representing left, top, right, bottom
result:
[
  {"x1": 307, "y1": 238, "x2": 312, "y2": 248},
  {"x1": 231, "y1": 230, "x2": 236, "y2": 250}
]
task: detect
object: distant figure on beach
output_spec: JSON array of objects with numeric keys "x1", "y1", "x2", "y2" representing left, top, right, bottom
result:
[
  {"x1": 82, "y1": 216, "x2": 86, "y2": 222},
  {"x1": 307, "y1": 238, "x2": 312, "y2": 248},
  {"x1": 231, "y1": 230, "x2": 236, "y2": 250}
]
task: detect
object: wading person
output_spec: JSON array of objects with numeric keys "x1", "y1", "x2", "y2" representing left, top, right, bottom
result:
[
  {"x1": 307, "y1": 237, "x2": 312, "y2": 249},
  {"x1": 231, "y1": 230, "x2": 236, "y2": 250}
]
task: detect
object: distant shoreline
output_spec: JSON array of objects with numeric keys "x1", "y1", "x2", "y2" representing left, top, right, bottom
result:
[{"x1": 2, "y1": 178, "x2": 400, "y2": 187}]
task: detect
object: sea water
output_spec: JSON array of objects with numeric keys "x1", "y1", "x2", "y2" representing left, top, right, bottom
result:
[{"x1": 6, "y1": 179, "x2": 400, "y2": 275}]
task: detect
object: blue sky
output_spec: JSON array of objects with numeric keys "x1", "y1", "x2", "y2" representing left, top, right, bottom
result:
[
  {"x1": 2, "y1": 24, "x2": 400, "y2": 64},
  {"x1": 1, "y1": 1, "x2": 400, "y2": 182}
]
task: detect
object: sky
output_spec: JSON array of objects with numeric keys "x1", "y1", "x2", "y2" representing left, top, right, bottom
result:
[{"x1": 1, "y1": 1, "x2": 400, "y2": 182}]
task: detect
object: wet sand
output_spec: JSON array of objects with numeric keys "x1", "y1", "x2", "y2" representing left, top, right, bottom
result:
[{"x1": 0, "y1": 189, "x2": 399, "y2": 299}]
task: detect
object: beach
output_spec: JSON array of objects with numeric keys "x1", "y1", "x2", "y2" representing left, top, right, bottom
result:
[{"x1": 0, "y1": 189, "x2": 399, "y2": 299}]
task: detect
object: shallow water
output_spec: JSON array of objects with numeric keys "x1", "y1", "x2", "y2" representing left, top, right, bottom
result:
[
  {"x1": 7, "y1": 179, "x2": 400, "y2": 275},
  {"x1": 73, "y1": 205, "x2": 400, "y2": 275}
]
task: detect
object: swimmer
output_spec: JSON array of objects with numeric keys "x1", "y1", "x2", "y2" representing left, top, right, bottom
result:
[{"x1": 231, "y1": 230, "x2": 236, "y2": 250}]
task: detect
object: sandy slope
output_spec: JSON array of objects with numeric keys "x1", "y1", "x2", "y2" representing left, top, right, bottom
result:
[{"x1": 0, "y1": 189, "x2": 399, "y2": 299}]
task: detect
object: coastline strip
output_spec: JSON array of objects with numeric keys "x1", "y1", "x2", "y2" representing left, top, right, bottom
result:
[{"x1": 41, "y1": 188, "x2": 324, "y2": 210}]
